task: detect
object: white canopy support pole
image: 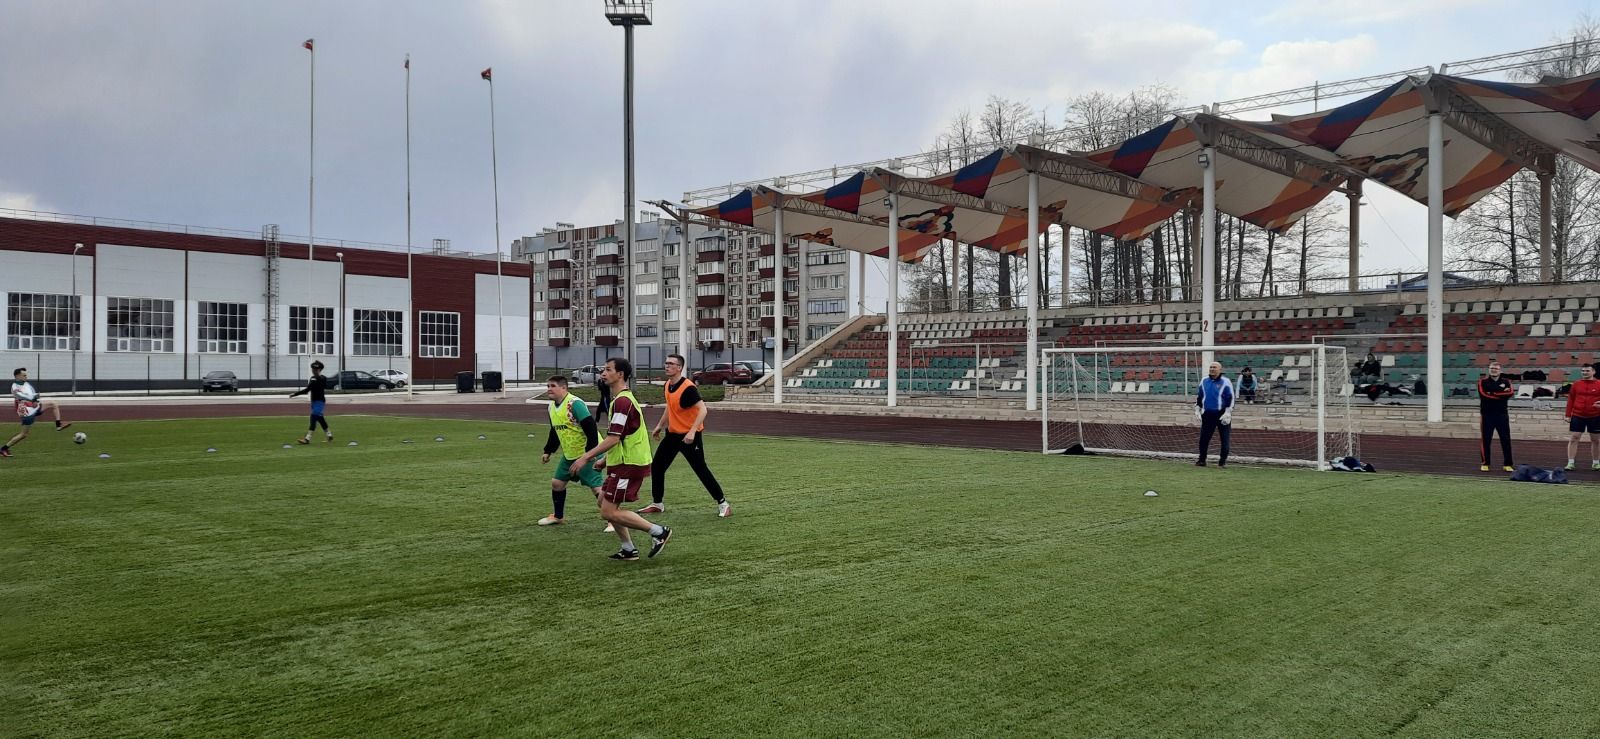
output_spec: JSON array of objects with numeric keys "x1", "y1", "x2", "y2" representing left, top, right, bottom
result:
[
  {"x1": 950, "y1": 236, "x2": 961, "y2": 314},
  {"x1": 1200, "y1": 147, "x2": 1217, "y2": 369},
  {"x1": 1426, "y1": 112, "x2": 1444, "y2": 424},
  {"x1": 798, "y1": 238, "x2": 809, "y2": 347},
  {"x1": 773, "y1": 205, "x2": 785, "y2": 405},
  {"x1": 1059, "y1": 223, "x2": 1070, "y2": 306},
  {"x1": 1026, "y1": 171, "x2": 1040, "y2": 412},
  {"x1": 855, "y1": 250, "x2": 866, "y2": 316},
  {"x1": 1538, "y1": 171, "x2": 1553, "y2": 283},
  {"x1": 677, "y1": 210, "x2": 691, "y2": 357},
  {"x1": 1187, "y1": 208, "x2": 1201, "y2": 303},
  {"x1": 887, "y1": 192, "x2": 899, "y2": 408},
  {"x1": 1347, "y1": 179, "x2": 1362, "y2": 293}
]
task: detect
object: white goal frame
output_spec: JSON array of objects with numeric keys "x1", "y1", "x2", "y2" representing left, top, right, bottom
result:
[{"x1": 1041, "y1": 343, "x2": 1355, "y2": 470}]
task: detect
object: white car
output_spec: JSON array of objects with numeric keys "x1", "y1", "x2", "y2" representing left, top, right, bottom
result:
[
  {"x1": 571, "y1": 365, "x2": 602, "y2": 385},
  {"x1": 371, "y1": 369, "x2": 410, "y2": 387}
]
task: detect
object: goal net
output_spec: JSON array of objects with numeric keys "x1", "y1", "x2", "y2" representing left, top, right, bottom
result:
[{"x1": 1042, "y1": 343, "x2": 1358, "y2": 469}]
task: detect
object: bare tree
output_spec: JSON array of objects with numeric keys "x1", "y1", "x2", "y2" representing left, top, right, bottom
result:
[
  {"x1": 979, "y1": 95, "x2": 1043, "y2": 308},
  {"x1": 1450, "y1": 15, "x2": 1600, "y2": 282}
]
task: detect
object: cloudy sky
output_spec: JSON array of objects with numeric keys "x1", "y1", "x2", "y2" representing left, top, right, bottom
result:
[{"x1": 1, "y1": 0, "x2": 1591, "y2": 274}]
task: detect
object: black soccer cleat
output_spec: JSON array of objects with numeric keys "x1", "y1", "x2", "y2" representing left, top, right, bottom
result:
[
  {"x1": 609, "y1": 548, "x2": 639, "y2": 561},
  {"x1": 648, "y1": 527, "x2": 672, "y2": 558}
]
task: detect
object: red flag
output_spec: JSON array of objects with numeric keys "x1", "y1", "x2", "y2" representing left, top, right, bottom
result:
[
  {"x1": 480, "y1": 67, "x2": 492, "y2": 81},
  {"x1": 303, "y1": 38, "x2": 314, "y2": 51}
]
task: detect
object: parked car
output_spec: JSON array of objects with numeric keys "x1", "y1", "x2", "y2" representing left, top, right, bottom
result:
[
  {"x1": 735, "y1": 361, "x2": 772, "y2": 382},
  {"x1": 371, "y1": 369, "x2": 410, "y2": 387},
  {"x1": 338, "y1": 370, "x2": 396, "y2": 391},
  {"x1": 692, "y1": 363, "x2": 753, "y2": 386},
  {"x1": 201, "y1": 370, "x2": 238, "y2": 392},
  {"x1": 571, "y1": 365, "x2": 602, "y2": 385}
]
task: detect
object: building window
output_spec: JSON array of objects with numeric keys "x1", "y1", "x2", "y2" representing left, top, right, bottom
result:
[
  {"x1": 635, "y1": 282, "x2": 659, "y2": 296},
  {"x1": 665, "y1": 329, "x2": 679, "y2": 344},
  {"x1": 664, "y1": 286, "x2": 679, "y2": 300},
  {"x1": 636, "y1": 239, "x2": 658, "y2": 254},
  {"x1": 634, "y1": 260, "x2": 657, "y2": 275},
  {"x1": 664, "y1": 307, "x2": 679, "y2": 321},
  {"x1": 636, "y1": 303, "x2": 659, "y2": 316},
  {"x1": 746, "y1": 307, "x2": 759, "y2": 320},
  {"x1": 806, "y1": 249, "x2": 848, "y2": 266},
  {"x1": 353, "y1": 309, "x2": 403, "y2": 356},
  {"x1": 290, "y1": 306, "x2": 334, "y2": 355},
  {"x1": 197, "y1": 301, "x2": 249, "y2": 353},
  {"x1": 807, "y1": 299, "x2": 846, "y2": 314},
  {"x1": 5, "y1": 293, "x2": 80, "y2": 351},
  {"x1": 419, "y1": 311, "x2": 460, "y2": 358},
  {"x1": 106, "y1": 297, "x2": 175, "y2": 353},
  {"x1": 700, "y1": 261, "x2": 725, "y2": 275},
  {"x1": 534, "y1": 310, "x2": 547, "y2": 322},
  {"x1": 636, "y1": 324, "x2": 658, "y2": 337},
  {"x1": 534, "y1": 291, "x2": 545, "y2": 302},
  {"x1": 809, "y1": 323, "x2": 839, "y2": 340},
  {"x1": 665, "y1": 242, "x2": 678, "y2": 257},
  {"x1": 695, "y1": 283, "x2": 724, "y2": 297}
]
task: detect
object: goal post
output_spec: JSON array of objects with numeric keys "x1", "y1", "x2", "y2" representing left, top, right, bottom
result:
[{"x1": 1041, "y1": 343, "x2": 1358, "y2": 469}]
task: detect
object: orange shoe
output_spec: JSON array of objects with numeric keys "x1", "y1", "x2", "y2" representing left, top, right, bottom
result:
[{"x1": 537, "y1": 514, "x2": 565, "y2": 526}]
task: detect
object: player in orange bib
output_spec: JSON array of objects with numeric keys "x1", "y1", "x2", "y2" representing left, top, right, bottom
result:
[{"x1": 642, "y1": 353, "x2": 730, "y2": 518}]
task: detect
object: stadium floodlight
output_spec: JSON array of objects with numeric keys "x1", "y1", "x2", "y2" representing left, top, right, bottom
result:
[
  {"x1": 1041, "y1": 343, "x2": 1358, "y2": 469},
  {"x1": 605, "y1": 0, "x2": 651, "y2": 364}
]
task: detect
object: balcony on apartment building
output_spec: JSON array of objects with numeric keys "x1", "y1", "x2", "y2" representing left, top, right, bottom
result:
[
  {"x1": 696, "y1": 317, "x2": 724, "y2": 329},
  {"x1": 593, "y1": 269, "x2": 622, "y2": 286},
  {"x1": 546, "y1": 269, "x2": 571, "y2": 289},
  {"x1": 759, "y1": 315, "x2": 800, "y2": 329},
  {"x1": 594, "y1": 240, "x2": 622, "y2": 265},
  {"x1": 548, "y1": 250, "x2": 571, "y2": 269},
  {"x1": 548, "y1": 298, "x2": 571, "y2": 310},
  {"x1": 696, "y1": 238, "x2": 725, "y2": 262},
  {"x1": 596, "y1": 312, "x2": 621, "y2": 326}
]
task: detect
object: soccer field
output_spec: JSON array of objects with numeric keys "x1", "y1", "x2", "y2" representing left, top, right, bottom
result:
[{"x1": 6, "y1": 416, "x2": 1600, "y2": 737}]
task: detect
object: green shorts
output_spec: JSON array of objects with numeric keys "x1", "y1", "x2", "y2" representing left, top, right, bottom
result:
[{"x1": 554, "y1": 455, "x2": 604, "y2": 489}]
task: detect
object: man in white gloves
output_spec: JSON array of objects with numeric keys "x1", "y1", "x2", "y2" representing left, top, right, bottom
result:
[{"x1": 1194, "y1": 361, "x2": 1235, "y2": 467}]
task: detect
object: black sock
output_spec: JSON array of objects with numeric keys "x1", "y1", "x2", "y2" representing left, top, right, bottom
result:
[
  {"x1": 552, "y1": 486, "x2": 567, "y2": 519},
  {"x1": 54, "y1": 420, "x2": 62, "y2": 428},
  {"x1": 1, "y1": 445, "x2": 8, "y2": 452}
]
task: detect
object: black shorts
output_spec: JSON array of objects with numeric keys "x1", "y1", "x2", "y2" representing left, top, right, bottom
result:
[{"x1": 1570, "y1": 416, "x2": 1600, "y2": 434}]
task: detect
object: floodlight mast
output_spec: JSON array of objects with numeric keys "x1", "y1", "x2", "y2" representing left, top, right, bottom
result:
[{"x1": 605, "y1": 1, "x2": 652, "y2": 364}]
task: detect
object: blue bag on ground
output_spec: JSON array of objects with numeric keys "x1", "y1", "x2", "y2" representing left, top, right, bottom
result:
[{"x1": 1510, "y1": 464, "x2": 1568, "y2": 484}]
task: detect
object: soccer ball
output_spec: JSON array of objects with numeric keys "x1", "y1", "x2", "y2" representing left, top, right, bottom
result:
[{"x1": 73, "y1": 432, "x2": 87, "y2": 445}]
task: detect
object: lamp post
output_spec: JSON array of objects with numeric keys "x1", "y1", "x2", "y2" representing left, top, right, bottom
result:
[
  {"x1": 336, "y1": 252, "x2": 345, "y2": 379},
  {"x1": 71, "y1": 242, "x2": 83, "y2": 395},
  {"x1": 604, "y1": 1, "x2": 651, "y2": 364}
]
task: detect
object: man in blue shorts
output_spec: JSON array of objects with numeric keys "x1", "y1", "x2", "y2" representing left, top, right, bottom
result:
[
  {"x1": 289, "y1": 361, "x2": 333, "y2": 444},
  {"x1": 2, "y1": 367, "x2": 73, "y2": 458},
  {"x1": 537, "y1": 375, "x2": 605, "y2": 527}
]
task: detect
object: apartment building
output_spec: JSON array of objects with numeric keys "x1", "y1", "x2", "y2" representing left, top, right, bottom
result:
[{"x1": 512, "y1": 214, "x2": 853, "y2": 357}]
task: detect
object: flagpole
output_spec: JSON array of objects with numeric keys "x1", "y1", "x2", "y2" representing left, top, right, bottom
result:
[
  {"x1": 484, "y1": 68, "x2": 505, "y2": 398},
  {"x1": 405, "y1": 54, "x2": 414, "y2": 398},
  {"x1": 305, "y1": 39, "x2": 315, "y2": 263}
]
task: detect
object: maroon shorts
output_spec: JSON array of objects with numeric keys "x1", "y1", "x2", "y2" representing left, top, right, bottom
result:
[{"x1": 600, "y1": 469, "x2": 646, "y2": 505}]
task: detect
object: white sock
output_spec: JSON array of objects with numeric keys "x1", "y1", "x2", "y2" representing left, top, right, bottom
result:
[
  {"x1": 649, "y1": 524, "x2": 664, "y2": 537},
  {"x1": 1570, "y1": 459, "x2": 1577, "y2": 465}
]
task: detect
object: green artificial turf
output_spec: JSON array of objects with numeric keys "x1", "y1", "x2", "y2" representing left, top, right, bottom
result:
[{"x1": 4, "y1": 416, "x2": 1599, "y2": 737}]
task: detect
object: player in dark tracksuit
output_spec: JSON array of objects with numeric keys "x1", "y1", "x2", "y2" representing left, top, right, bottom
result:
[{"x1": 1477, "y1": 362, "x2": 1514, "y2": 472}]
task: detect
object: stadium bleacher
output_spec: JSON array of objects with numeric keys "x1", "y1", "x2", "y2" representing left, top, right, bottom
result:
[{"x1": 772, "y1": 290, "x2": 1600, "y2": 402}]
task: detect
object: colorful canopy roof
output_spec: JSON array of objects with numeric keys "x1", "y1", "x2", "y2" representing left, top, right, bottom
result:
[{"x1": 690, "y1": 70, "x2": 1584, "y2": 253}]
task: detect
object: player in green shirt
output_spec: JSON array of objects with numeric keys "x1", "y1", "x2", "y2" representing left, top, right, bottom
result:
[{"x1": 537, "y1": 375, "x2": 604, "y2": 526}]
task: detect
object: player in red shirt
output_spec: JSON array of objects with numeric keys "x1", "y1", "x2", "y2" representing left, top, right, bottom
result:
[{"x1": 1564, "y1": 363, "x2": 1600, "y2": 471}]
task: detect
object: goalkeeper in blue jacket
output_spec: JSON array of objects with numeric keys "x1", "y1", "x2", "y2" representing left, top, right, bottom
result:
[{"x1": 1195, "y1": 361, "x2": 1235, "y2": 467}]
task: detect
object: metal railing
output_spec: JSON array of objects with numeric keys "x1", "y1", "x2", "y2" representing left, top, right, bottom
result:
[{"x1": 898, "y1": 268, "x2": 1598, "y2": 316}]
